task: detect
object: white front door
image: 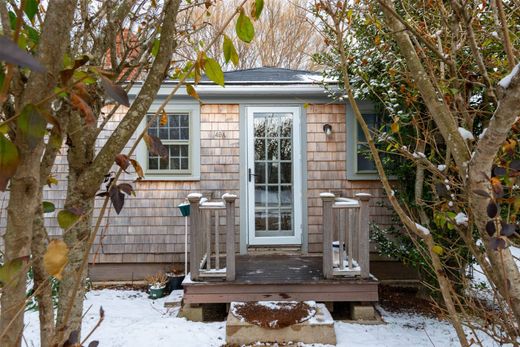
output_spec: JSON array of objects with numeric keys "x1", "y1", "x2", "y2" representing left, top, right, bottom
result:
[{"x1": 246, "y1": 106, "x2": 302, "y2": 246}]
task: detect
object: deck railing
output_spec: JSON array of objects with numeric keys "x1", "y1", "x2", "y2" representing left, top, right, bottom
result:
[
  {"x1": 321, "y1": 192, "x2": 372, "y2": 279},
  {"x1": 187, "y1": 193, "x2": 237, "y2": 281}
]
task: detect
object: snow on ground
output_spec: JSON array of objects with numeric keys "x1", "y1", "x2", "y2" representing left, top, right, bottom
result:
[{"x1": 23, "y1": 289, "x2": 504, "y2": 347}]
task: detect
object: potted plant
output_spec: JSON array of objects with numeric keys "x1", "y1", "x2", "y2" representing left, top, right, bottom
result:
[
  {"x1": 165, "y1": 267, "x2": 185, "y2": 293},
  {"x1": 145, "y1": 272, "x2": 168, "y2": 299}
]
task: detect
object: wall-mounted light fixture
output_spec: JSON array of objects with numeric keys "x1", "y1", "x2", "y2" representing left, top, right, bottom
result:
[{"x1": 323, "y1": 124, "x2": 332, "y2": 136}]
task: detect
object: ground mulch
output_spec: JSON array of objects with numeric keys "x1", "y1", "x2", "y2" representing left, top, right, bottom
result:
[
  {"x1": 232, "y1": 302, "x2": 315, "y2": 329},
  {"x1": 379, "y1": 285, "x2": 441, "y2": 318}
]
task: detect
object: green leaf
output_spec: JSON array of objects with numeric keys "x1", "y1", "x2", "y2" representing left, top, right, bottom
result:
[
  {"x1": 24, "y1": 0, "x2": 39, "y2": 22},
  {"x1": 17, "y1": 104, "x2": 47, "y2": 150},
  {"x1": 0, "y1": 134, "x2": 19, "y2": 191},
  {"x1": 25, "y1": 25, "x2": 39, "y2": 45},
  {"x1": 223, "y1": 35, "x2": 239, "y2": 66},
  {"x1": 151, "y1": 38, "x2": 160, "y2": 57},
  {"x1": 43, "y1": 201, "x2": 55, "y2": 213},
  {"x1": 235, "y1": 10, "x2": 254, "y2": 43},
  {"x1": 57, "y1": 210, "x2": 80, "y2": 230},
  {"x1": 0, "y1": 257, "x2": 25, "y2": 285},
  {"x1": 203, "y1": 58, "x2": 225, "y2": 86},
  {"x1": 252, "y1": 0, "x2": 264, "y2": 20}
]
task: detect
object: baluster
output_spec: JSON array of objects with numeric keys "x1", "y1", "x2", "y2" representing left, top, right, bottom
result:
[
  {"x1": 352, "y1": 209, "x2": 359, "y2": 262},
  {"x1": 347, "y1": 209, "x2": 354, "y2": 270},
  {"x1": 338, "y1": 208, "x2": 345, "y2": 270},
  {"x1": 206, "y1": 210, "x2": 211, "y2": 270},
  {"x1": 215, "y1": 210, "x2": 220, "y2": 270}
]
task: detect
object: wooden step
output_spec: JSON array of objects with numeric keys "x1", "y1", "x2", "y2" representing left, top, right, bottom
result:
[{"x1": 226, "y1": 302, "x2": 336, "y2": 345}]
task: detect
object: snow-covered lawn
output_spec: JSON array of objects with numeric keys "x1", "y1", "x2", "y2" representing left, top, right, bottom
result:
[{"x1": 23, "y1": 289, "x2": 502, "y2": 347}]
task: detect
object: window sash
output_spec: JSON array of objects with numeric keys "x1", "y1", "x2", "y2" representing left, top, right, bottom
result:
[{"x1": 146, "y1": 113, "x2": 192, "y2": 175}]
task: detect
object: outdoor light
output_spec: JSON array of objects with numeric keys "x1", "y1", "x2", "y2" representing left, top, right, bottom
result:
[{"x1": 323, "y1": 124, "x2": 332, "y2": 136}]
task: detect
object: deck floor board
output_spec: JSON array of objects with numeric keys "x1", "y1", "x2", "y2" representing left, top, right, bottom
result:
[{"x1": 183, "y1": 255, "x2": 379, "y2": 304}]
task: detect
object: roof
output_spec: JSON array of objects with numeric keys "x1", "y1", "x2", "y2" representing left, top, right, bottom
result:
[
  {"x1": 197, "y1": 67, "x2": 328, "y2": 85},
  {"x1": 129, "y1": 67, "x2": 339, "y2": 102}
]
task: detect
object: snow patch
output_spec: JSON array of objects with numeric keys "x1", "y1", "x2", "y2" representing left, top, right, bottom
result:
[
  {"x1": 415, "y1": 223, "x2": 430, "y2": 235},
  {"x1": 455, "y1": 212, "x2": 468, "y2": 225},
  {"x1": 458, "y1": 127, "x2": 474, "y2": 141},
  {"x1": 499, "y1": 63, "x2": 520, "y2": 88},
  {"x1": 437, "y1": 164, "x2": 446, "y2": 172}
]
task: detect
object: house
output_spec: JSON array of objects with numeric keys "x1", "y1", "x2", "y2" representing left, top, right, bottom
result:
[{"x1": 1, "y1": 67, "x2": 414, "y2": 292}]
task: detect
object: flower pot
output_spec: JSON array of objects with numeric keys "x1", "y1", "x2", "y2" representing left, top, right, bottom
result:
[
  {"x1": 166, "y1": 274, "x2": 185, "y2": 293},
  {"x1": 148, "y1": 285, "x2": 166, "y2": 299}
]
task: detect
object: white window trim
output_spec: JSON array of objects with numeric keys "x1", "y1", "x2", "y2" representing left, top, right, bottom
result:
[
  {"x1": 346, "y1": 102, "x2": 380, "y2": 180},
  {"x1": 136, "y1": 103, "x2": 200, "y2": 181}
]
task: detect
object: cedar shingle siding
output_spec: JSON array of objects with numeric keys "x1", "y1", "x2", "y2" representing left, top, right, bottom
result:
[{"x1": 0, "y1": 103, "x2": 393, "y2": 265}]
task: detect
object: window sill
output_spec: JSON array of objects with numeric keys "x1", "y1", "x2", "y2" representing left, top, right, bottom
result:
[{"x1": 138, "y1": 175, "x2": 201, "y2": 182}]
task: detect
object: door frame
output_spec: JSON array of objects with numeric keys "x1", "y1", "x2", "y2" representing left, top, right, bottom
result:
[{"x1": 244, "y1": 106, "x2": 303, "y2": 247}]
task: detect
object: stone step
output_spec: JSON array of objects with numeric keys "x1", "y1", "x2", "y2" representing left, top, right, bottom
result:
[{"x1": 226, "y1": 302, "x2": 336, "y2": 345}]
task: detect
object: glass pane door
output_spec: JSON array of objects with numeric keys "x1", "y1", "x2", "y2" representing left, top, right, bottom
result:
[{"x1": 253, "y1": 112, "x2": 294, "y2": 238}]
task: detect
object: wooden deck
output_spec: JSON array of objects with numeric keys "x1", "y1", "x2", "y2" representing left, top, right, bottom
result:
[{"x1": 183, "y1": 255, "x2": 379, "y2": 304}]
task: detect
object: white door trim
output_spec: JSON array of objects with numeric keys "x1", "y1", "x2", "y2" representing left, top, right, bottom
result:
[{"x1": 246, "y1": 106, "x2": 302, "y2": 246}]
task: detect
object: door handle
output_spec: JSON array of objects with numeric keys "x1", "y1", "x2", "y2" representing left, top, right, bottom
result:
[{"x1": 248, "y1": 168, "x2": 257, "y2": 182}]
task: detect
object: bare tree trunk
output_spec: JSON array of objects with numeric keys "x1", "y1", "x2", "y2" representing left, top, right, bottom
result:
[
  {"x1": 52, "y1": 2, "x2": 181, "y2": 345},
  {"x1": 468, "y1": 69, "x2": 520, "y2": 324},
  {"x1": 0, "y1": 2, "x2": 77, "y2": 346},
  {"x1": 31, "y1": 192, "x2": 55, "y2": 347}
]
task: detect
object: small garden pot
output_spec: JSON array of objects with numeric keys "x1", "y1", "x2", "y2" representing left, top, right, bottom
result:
[
  {"x1": 166, "y1": 274, "x2": 185, "y2": 293},
  {"x1": 148, "y1": 285, "x2": 166, "y2": 299}
]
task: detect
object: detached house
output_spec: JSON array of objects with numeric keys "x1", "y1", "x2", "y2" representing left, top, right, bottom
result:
[{"x1": 3, "y1": 67, "x2": 415, "y2": 307}]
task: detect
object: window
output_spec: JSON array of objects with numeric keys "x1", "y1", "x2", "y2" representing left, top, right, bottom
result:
[
  {"x1": 147, "y1": 113, "x2": 190, "y2": 172},
  {"x1": 346, "y1": 103, "x2": 381, "y2": 180},
  {"x1": 137, "y1": 104, "x2": 200, "y2": 180}
]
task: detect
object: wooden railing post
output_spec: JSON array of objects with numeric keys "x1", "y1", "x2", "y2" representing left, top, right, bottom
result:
[
  {"x1": 321, "y1": 192, "x2": 335, "y2": 279},
  {"x1": 356, "y1": 193, "x2": 372, "y2": 279},
  {"x1": 188, "y1": 193, "x2": 202, "y2": 281},
  {"x1": 223, "y1": 193, "x2": 237, "y2": 281}
]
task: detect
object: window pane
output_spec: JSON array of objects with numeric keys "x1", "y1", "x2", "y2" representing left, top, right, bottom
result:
[
  {"x1": 180, "y1": 114, "x2": 189, "y2": 127},
  {"x1": 357, "y1": 144, "x2": 376, "y2": 171},
  {"x1": 267, "y1": 162, "x2": 279, "y2": 184},
  {"x1": 255, "y1": 162, "x2": 266, "y2": 184},
  {"x1": 180, "y1": 145, "x2": 188, "y2": 157},
  {"x1": 280, "y1": 210, "x2": 292, "y2": 231},
  {"x1": 268, "y1": 117, "x2": 281, "y2": 137},
  {"x1": 255, "y1": 185, "x2": 266, "y2": 206},
  {"x1": 280, "y1": 162, "x2": 291, "y2": 184},
  {"x1": 171, "y1": 145, "x2": 180, "y2": 157},
  {"x1": 280, "y1": 116, "x2": 292, "y2": 137},
  {"x1": 254, "y1": 117, "x2": 266, "y2": 137},
  {"x1": 267, "y1": 209, "x2": 280, "y2": 231},
  {"x1": 170, "y1": 128, "x2": 180, "y2": 140},
  {"x1": 180, "y1": 158, "x2": 189, "y2": 170},
  {"x1": 180, "y1": 127, "x2": 189, "y2": 140},
  {"x1": 255, "y1": 139, "x2": 265, "y2": 160},
  {"x1": 255, "y1": 211, "x2": 267, "y2": 231},
  {"x1": 149, "y1": 157, "x2": 158, "y2": 170},
  {"x1": 267, "y1": 186, "x2": 279, "y2": 207},
  {"x1": 280, "y1": 139, "x2": 291, "y2": 160},
  {"x1": 267, "y1": 139, "x2": 279, "y2": 160},
  {"x1": 159, "y1": 128, "x2": 168, "y2": 140},
  {"x1": 171, "y1": 157, "x2": 180, "y2": 170},
  {"x1": 159, "y1": 157, "x2": 169, "y2": 169},
  {"x1": 280, "y1": 185, "x2": 292, "y2": 206}
]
